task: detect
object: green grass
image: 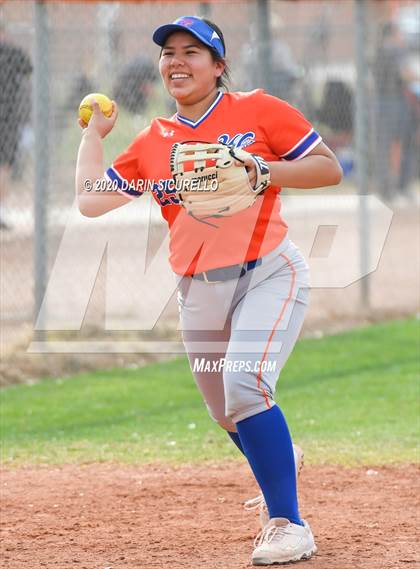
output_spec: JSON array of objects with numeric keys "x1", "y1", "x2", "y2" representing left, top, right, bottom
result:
[{"x1": 1, "y1": 318, "x2": 418, "y2": 466}]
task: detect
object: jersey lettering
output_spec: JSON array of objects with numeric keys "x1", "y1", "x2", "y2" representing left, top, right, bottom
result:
[
  {"x1": 218, "y1": 131, "x2": 255, "y2": 149},
  {"x1": 154, "y1": 179, "x2": 181, "y2": 207}
]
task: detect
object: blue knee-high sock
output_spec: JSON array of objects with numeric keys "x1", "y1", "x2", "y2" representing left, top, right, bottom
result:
[
  {"x1": 236, "y1": 405, "x2": 302, "y2": 526},
  {"x1": 227, "y1": 430, "x2": 245, "y2": 455}
]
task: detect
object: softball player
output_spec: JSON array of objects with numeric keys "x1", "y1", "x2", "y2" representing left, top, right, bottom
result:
[{"x1": 76, "y1": 16, "x2": 342, "y2": 565}]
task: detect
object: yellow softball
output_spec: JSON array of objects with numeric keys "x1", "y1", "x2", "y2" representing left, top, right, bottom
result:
[{"x1": 79, "y1": 93, "x2": 113, "y2": 124}]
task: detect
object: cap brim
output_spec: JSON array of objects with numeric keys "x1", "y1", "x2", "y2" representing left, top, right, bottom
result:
[{"x1": 153, "y1": 24, "x2": 211, "y2": 50}]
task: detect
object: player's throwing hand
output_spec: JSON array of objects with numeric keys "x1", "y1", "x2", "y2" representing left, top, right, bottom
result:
[{"x1": 79, "y1": 98, "x2": 119, "y2": 139}]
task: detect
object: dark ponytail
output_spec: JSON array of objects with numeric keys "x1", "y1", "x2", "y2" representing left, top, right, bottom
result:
[{"x1": 201, "y1": 18, "x2": 230, "y2": 91}]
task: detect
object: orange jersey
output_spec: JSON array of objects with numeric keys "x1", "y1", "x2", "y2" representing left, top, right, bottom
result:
[{"x1": 105, "y1": 89, "x2": 321, "y2": 275}]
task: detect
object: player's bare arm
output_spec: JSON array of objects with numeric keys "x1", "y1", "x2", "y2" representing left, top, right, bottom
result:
[
  {"x1": 268, "y1": 141, "x2": 343, "y2": 189},
  {"x1": 241, "y1": 141, "x2": 342, "y2": 190},
  {"x1": 75, "y1": 99, "x2": 130, "y2": 217}
]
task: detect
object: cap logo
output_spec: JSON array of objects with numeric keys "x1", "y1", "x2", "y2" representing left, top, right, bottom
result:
[
  {"x1": 178, "y1": 18, "x2": 194, "y2": 26},
  {"x1": 211, "y1": 31, "x2": 220, "y2": 41}
]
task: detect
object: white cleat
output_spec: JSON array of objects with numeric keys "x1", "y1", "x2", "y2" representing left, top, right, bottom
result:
[
  {"x1": 252, "y1": 517, "x2": 317, "y2": 565},
  {"x1": 244, "y1": 444, "x2": 304, "y2": 528}
]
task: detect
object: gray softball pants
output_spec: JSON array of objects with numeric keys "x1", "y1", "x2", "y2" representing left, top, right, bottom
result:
[{"x1": 176, "y1": 237, "x2": 311, "y2": 432}]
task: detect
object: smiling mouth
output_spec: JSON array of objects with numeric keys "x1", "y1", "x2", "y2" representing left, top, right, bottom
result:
[{"x1": 170, "y1": 73, "x2": 191, "y2": 80}]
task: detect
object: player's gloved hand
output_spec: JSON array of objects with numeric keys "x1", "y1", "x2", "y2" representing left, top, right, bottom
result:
[
  {"x1": 233, "y1": 153, "x2": 257, "y2": 189},
  {"x1": 78, "y1": 99, "x2": 119, "y2": 139},
  {"x1": 170, "y1": 141, "x2": 271, "y2": 221}
]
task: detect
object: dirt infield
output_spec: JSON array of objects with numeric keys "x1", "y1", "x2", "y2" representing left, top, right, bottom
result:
[{"x1": 1, "y1": 462, "x2": 418, "y2": 569}]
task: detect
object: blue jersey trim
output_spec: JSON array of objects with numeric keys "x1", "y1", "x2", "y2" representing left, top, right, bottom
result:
[
  {"x1": 176, "y1": 91, "x2": 224, "y2": 129},
  {"x1": 105, "y1": 167, "x2": 141, "y2": 197},
  {"x1": 106, "y1": 167, "x2": 123, "y2": 187},
  {"x1": 282, "y1": 130, "x2": 322, "y2": 161}
]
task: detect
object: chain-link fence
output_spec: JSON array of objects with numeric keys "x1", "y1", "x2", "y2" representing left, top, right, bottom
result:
[{"x1": 1, "y1": 0, "x2": 419, "y2": 381}]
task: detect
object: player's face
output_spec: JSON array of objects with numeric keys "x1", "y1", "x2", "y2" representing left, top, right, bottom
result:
[{"x1": 159, "y1": 32, "x2": 224, "y2": 104}]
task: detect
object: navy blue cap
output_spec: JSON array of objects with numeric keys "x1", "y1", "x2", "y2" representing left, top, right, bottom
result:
[{"x1": 153, "y1": 16, "x2": 225, "y2": 58}]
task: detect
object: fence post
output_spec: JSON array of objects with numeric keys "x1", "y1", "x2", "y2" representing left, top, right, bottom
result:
[
  {"x1": 256, "y1": 0, "x2": 272, "y2": 93},
  {"x1": 354, "y1": 0, "x2": 371, "y2": 310},
  {"x1": 33, "y1": 0, "x2": 50, "y2": 334},
  {"x1": 199, "y1": 2, "x2": 211, "y2": 17}
]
